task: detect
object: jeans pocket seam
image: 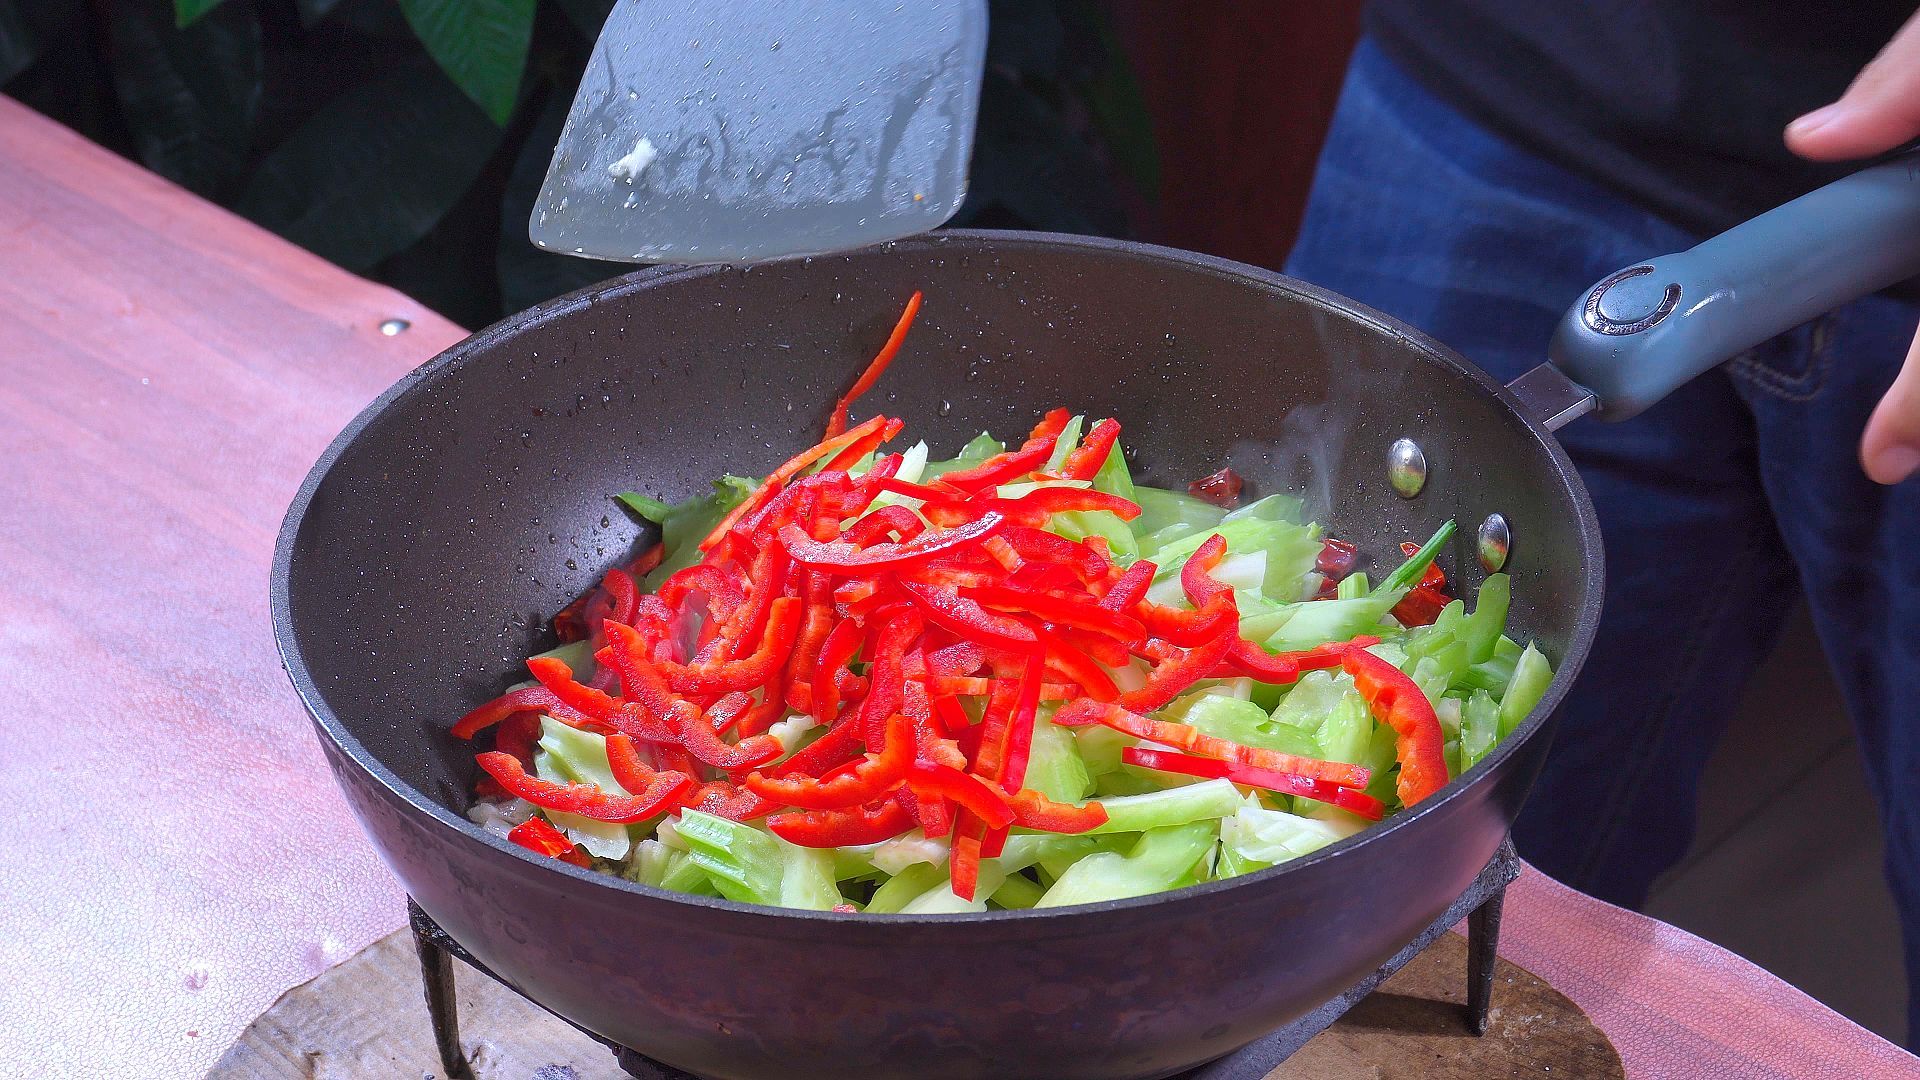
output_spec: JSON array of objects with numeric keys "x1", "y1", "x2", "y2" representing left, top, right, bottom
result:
[{"x1": 1729, "y1": 316, "x2": 1833, "y2": 403}]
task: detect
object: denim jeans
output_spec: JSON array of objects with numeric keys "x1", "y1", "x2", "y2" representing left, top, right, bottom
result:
[{"x1": 1287, "y1": 37, "x2": 1920, "y2": 1045}]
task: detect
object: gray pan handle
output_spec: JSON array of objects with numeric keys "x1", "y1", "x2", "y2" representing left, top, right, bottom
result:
[{"x1": 1548, "y1": 151, "x2": 1920, "y2": 421}]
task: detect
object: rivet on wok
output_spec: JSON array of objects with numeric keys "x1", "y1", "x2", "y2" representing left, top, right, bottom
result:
[
  {"x1": 1387, "y1": 438, "x2": 1426, "y2": 498},
  {"x1": 379, "y1": 318, "x2": 412, "y2": 336},
  {"x1": 1477, "y1": 513, "x2": 1511, "y2": 572}
]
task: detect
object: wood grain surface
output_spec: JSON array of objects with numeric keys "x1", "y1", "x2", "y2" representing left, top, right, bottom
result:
[
  {"x1": 207, "y1": 927, "x2": 1623, "y2": 1080},
  {"x1": 0, "y1": 93, "x2": 1914, "y2": 1080}
]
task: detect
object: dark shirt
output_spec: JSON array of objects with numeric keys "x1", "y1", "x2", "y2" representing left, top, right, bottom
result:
[{"x1": 1364, "y1": 1, "x2": 1916, "y2": 238}]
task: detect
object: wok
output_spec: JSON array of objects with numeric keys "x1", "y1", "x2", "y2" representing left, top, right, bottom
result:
[{"x1": 271, "y1": 154, "x2": 1920, "y2": 1080}]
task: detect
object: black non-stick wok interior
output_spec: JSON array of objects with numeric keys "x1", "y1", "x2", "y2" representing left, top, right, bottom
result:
[{"x1": 273, "y1": 231, "x2": 1600, "y2": 1080}]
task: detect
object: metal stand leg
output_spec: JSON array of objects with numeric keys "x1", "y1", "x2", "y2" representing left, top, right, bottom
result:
[
  {"x1": 410, "y1": 899, "x2": 475, "y2": 1080},
  {"x1": 1464, "y1": 886, "x2": 1506, "y2": 1036}
]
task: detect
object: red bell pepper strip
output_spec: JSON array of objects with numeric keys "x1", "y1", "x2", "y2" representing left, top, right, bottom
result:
[
  {"x1": 1040, "y1": 639, "x2": 1119, "y2": 702},
  {"x1": 841, "y1": 504, "x2": 927, "y2": 546},
  {"x1": 820, "y1": 418, "x2": 905, "y2": 474},
  {"x1": 1187, "y1": 466, "x2": 1244, "y2": 508},
  {"x1": 1028, "y1": 408, "x2": 1073, "y2": 441},
  {"x1": 1053, "y1": 700, "x2": 1372, "y2": 789},
  {"x1": 477, "y1": 751, "x2": 692, "y2": 823},
  {"x1": 685, "y1": 780, "x2": 777, "y2": 821},
  {"x1": 949, "y1": 819, "x2": 985, "y2": 902},
  {"x1": 926, "y1": 488, "x2": 1141, "y2": 528},
  {"x1": 1221, "y1": 635, "x2": 1382, "y2": 682},
  {"x1": 1120, "y1": 747, "x2": 1384, "y2": 821},
  {"x1": 901, "y1": 581, "x2": 1042, "y2": 653},
  {"x1": 701, "y1": 414, "x2": 895, "y2": 550},
  {"x1": 657, "y1": 563, "x2": 747, "y2": 626},
  {"x1": 856, "y1": 611, "x2": 923, "y2": 748},
  {"x1": 778, "y1": 512, "x2": 1007, "y2": 576},
  {"x1": 897, "y1": 783, "x2": 953, "y2": 839},
  {"x1": 997, "y1": 652, "x2": 1047, "y2": 792},
  {"x1": 923, "y1": 675, "x2": 1080, "y2": 700},
  {"x1": 873, "y1": 476, "x2": 966, "y2": 503},
  {"x1": 969, "y1": 680, "x2": 1019, "y2": 782},
  {"x1": 1098, "y1": 560, "x2": 1156, "y2": 611},
  {"x1": 492, "y1": 711, "x2": 543, "y2": 765},
  {"x1": 930, "y1": 694, "x2": 974, "y2": 736},
  {"x1": 782, "y1": 578, "x2": 837, "y2": 714},
  {"x1": 907, "y1": 762, "x2": 1017, "y2": 829},
  {"x1": 925, "y1": 640, "x2": 987, "y2": 677},
  {"x1": 1339, "y1": 646, "x2": 1449, "y2": 806},
  {"x1": 525, "y1": 657, "x2": 619, "y2": 720},
  {"x1": 604, "y1": 733, "x2": 698, "y2": 811},
  {"x1": 825, "y1": 290, "x2": 922, "y2": 438},
  {"x1": 1057, "y1": 625, "x2": 1133, "y2": 668},
  {"x1": 997, "y1": 526, "x2": 1110, "y2": 582},
  {"x1": 1052, "y1": 418, "x2": 1121, "y2": 481},
  {"x1": 768, "y1": 798, "x2": 914, "y2": 848},
  {"x1": 600, "y1": 568, "x2": 640, "y2": 629},
  {"x1": 1180, "y1": 534, "x2": 1232, "y2": 606},
  {"x1": 669, "y1": 694, "x2": 784, "y2": 772},
  {"x1": 1006, "y1": 789, "x2": 1109, "y2": 833},
  {"x1": 934, "y1": 440, "x2": 1057, "y2": 492},
  {"x1": 507, "y1": 817, "x2": 591, "y2": 867},
  {"x1": 809, "y1": 617, "x2": 865, "y2": 721},
  {"x1": 1118, "y1": 627, "x2": 1237, "y2": 713},
  {"x1": 452, "y1": 685, "x2": 567, "y2": 739},
  {"x1": 653, "y1": 597, "x2": 803, "y2": 696},
  {"x1": 744, "y1": 713, "x2": 915, "y2": 810},
  {"x1": 966, "y1": 582, "x2": 1146, "y2": 644}
]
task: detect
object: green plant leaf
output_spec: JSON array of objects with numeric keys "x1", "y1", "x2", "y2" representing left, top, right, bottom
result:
[
  {"x1": 236, "y1": 57, "x2": 505, "y2": 272},
  {"x1": 397, "y1": 0, "x2": 534, "y2": 126},
  {"x1": 0, "y1": 0, "x2": 38, "y2": 85},
  {"x1": 108, "y1": 0, "x2": 261, "y2": 201},
  {"x1": 173, "y1": 0, "x2": 225, "y2": 27},
  {"x1": 495, "y1": 89, "x2": 621, "y2": 311}
]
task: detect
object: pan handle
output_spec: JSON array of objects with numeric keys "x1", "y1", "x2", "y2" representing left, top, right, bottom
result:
[{"x1": 1547, "y1": 150, "x2": 1920, "y2": 421}]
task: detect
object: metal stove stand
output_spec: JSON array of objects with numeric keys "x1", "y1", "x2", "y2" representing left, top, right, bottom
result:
[{"x1": 411, "y1": 838, "x2": 1519, "y2": 1080}]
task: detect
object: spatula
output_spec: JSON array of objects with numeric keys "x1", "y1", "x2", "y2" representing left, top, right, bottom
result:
[{"x1": 530, "y1": 0, "x2": 988, "y2": 266}]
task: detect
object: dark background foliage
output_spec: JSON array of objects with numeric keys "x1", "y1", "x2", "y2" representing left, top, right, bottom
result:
[{"x1": 0, "y1": 0, "x2": 1155, "y2": 328}]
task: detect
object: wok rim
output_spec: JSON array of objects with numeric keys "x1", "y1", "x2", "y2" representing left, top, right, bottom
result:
[{"x1": 269, "y1": 228, "x2": 1604, "y2": 926}]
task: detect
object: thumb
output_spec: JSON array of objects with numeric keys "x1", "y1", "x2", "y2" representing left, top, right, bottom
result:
[
  {"x1": 1862, "y1": 330, "x2": 1920, "y2": 485},
  {"x1": 1786, "y1": 13, "x2": 1920, "y2": 161}
]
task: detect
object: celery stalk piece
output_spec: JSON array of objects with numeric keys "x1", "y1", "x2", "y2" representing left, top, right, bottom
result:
[
  {"x1": 863, "y1": 441, "x2": 930, "y2": 512},
  {"x1": 1074, "y1": 724, "x2": 1133, "y2": 778},
  {"x1": 1042, "y1": 416, "x2": 1085, "y2": 475},
  {"x1": 1269, "y1": 669, "x2": 1353, "y2": 733},
  {"x1": 1262, "y1": 591, "x2": 1404, "y2": 651},
  {"x1": 922, "y1": 431, "x2": 1005, "y2": 479},
  {"x1": 1131, "y1": 486, "x2": 1228, "y2": 539},
  {"x1": 993, "y1": 834, "x2": 1095, "y2": 874},
  {"x1": 644, "y1": 475, "x2": 757, "y2": 588},
  {"x1": 658, "y1": 848, "x2": 717, "y2": 895},
  {"x1": 674, "y1": 809, "x2": 783, "y2": 905},
  {"x1": 779, "y1": 845, "x2": 842, "y2": 910},
  {"x1": 1084, "y1": 778, "x2": 1243, "y2": 834},
  {"x1": 870, "y1": 831, "x2": 951, "y2": 875},
  {"x1": 1498, "y1": 643, "x2": 1554, "y2": 736},
  {"x1": 990, "y1": 873, "x2": 1046, "y2": 909},
  {"x1": 1458, "y1": 573, "x2": 1510, "y2": 664},
  {"x1": 1025, "y1": 717, "x2": 1094, "y2": 803},
  {"x1": 1219, "y1": 802, "x2": 1347, "y2": 871},
  {"x1": 1165, "y1": 693, "x2": 1322, "y2": 759},
  {"x1": 899, "y1": 863, "x2": 1008, "y2": 914},
  {"x1": 1460, "y1": 689, "x2": 1501, "y2": 772},
  {"x1": 1052, "y1": 507, "x2": 1141, "y2": 561},
  {"x1": 536, "y1": 716, "x2": 628, "y2": 795},
  {"x1": 1035, "y1": 821, "x2": 1218, "y2": 907},
  {"x1": 615, "y1": 491, "x2": 673, "y2": 523},
  {"x1": 529, "y1": 639, "x2": 598, "y2": 679},
  {"x1": 1334, "y1": 571, "x2": 1370, "y2": 600},
  {"x1": 1088, "y1": 431, "x2": 1137, "y2": 503},
  {"x1": 1221, "y1": 492, "x2": 1305, "y2": 525},
  {"x1": 531, "y1": 743, "x2": 634, "y2": 860},
  {"x1": 622, "y1": 838, "x2": 673, "y2": 887},
  {"x1": 864, "y1": 863, "x2": 947, "y2": 913}
]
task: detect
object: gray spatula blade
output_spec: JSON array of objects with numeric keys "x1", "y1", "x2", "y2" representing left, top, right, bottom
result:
[{"x1": 531, "y1": 0, "x2": 987, "y2": 265}]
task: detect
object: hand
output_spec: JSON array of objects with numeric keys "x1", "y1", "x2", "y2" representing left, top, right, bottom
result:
[{"x1": 1786, "y1": 12, "x2": 1920, "y2": 484}]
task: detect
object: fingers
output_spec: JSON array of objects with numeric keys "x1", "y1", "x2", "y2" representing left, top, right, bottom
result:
[
  {"x1": 1786, "y1": 12, "x2": 1920, "y2": 161},
  {"x1": 1862, "y1": 328, "x2": 1920, "y2": 485}
]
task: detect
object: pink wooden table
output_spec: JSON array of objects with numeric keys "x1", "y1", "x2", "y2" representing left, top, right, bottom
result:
[{"x1": 1, "y1": 95, "x2": 1914, "y2": 1080}]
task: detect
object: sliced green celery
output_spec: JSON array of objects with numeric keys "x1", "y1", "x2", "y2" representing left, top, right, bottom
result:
[
  {"x1": 1378, "y1": 521, "x2": 1458, "y2": 594},
  {"x1": 923, "y1": 431, "x2": 1005, "y2": 479},
  {"x1": 1457, "y1": 573, "x2": 1510, "y2": 664},
  {"x1": 1088, "y1": 431, "x2": 1136, "y2": 502},
  {"x1": 870, "y1": 831, "x2": 950, "y2": 875},
  {"x1": 1335, "y1": 572, "x2": 1370, "y2": 600},
  {"x1": 1498, "y1": 643, "x2": 1553, "y2": 736},
  {"x1": 1262, "y1": 591, "x2": 1404, "y2": 651},
  {"x1": 1074, "y1": 724, "x2": 1133, "y2": 777},
  {"x1": 1025, "y1": 718, "x2": 1094, "y2": 803},
  {"x1": 779, "y1": 846, "x2": 841, "y2": 910},
  {"x1": 1219, "y1": 802, "x2": 1347, "y2": 871},
  {"x1": 615, "y1": 491, "x2": 672, "y2": 523},
  {"x1": 532, "y1": 744, "x2": 633, "y2": 860},
  {"x1": 1131, "y1": 485, "x2": 1226, "y2": 539},
  {"x1": 1042, "y1": 415, "x2": 1085, "y2": 475},
  {"x1": 1460, "y1": 690, "x2": 1501, "y2": 772},
  {"x1": 1085, "y1": 778, "x2": 1242, "y2": 834},
  {"x1": 1052, "y1": 507, "x2": 1140, "y2": 561},
  {"x1": 659, "y1": 848, "x2": 717, "y2": 895},
  {"x1": 865, "y1": 863, "x2": 946, "y2": 913},
  {"x1": 1311, "y1": 687, "x2": 1375, "y2": 768},
  {"x1": 864, "y1": 441, "x2": 930, "y2": 512},
  {"x1": 645, "y1": 475, "x2": 757, "y2": 588},
  {"x1": 1269, "y1": 670, "x2": 1353, "y2": 732},
  {"x1": 1457, "y1": 635, "x2": 1522, "y2": 693},
  {"x1": 536, "y1": 717, "x2": 627, "y2": 794},
  {"x1": 622, "y1": 838, "x2": 673, "y2": 887},
  {"x1": 1035, "y1": 821, "x2": 1217, "y2": 907},
  {"x1": 674, "y1": 810, "x2": 838, "y2": 910},
  {"x1": 1092, "y1": 770, "x2": 1163, "y2": 797},
  {"x1": 994, "y1": 834, "x2": 1096, "y2": 874},
  {"x1": 989, "y1": 873, "x2": 1045, "y2": 909},
  {"x1": 899, "y1": 864, "x2": 1007, "y2": 914},
  {"x1": 1166, "y1": 693, "x2": 1322, "y2": 759},
  {"x1": 531, "y1": 638, "x2": 598, "y2": 675},
  {"x1": 1222, "y1": 492, "x2": 1305, "y2": 525}
]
